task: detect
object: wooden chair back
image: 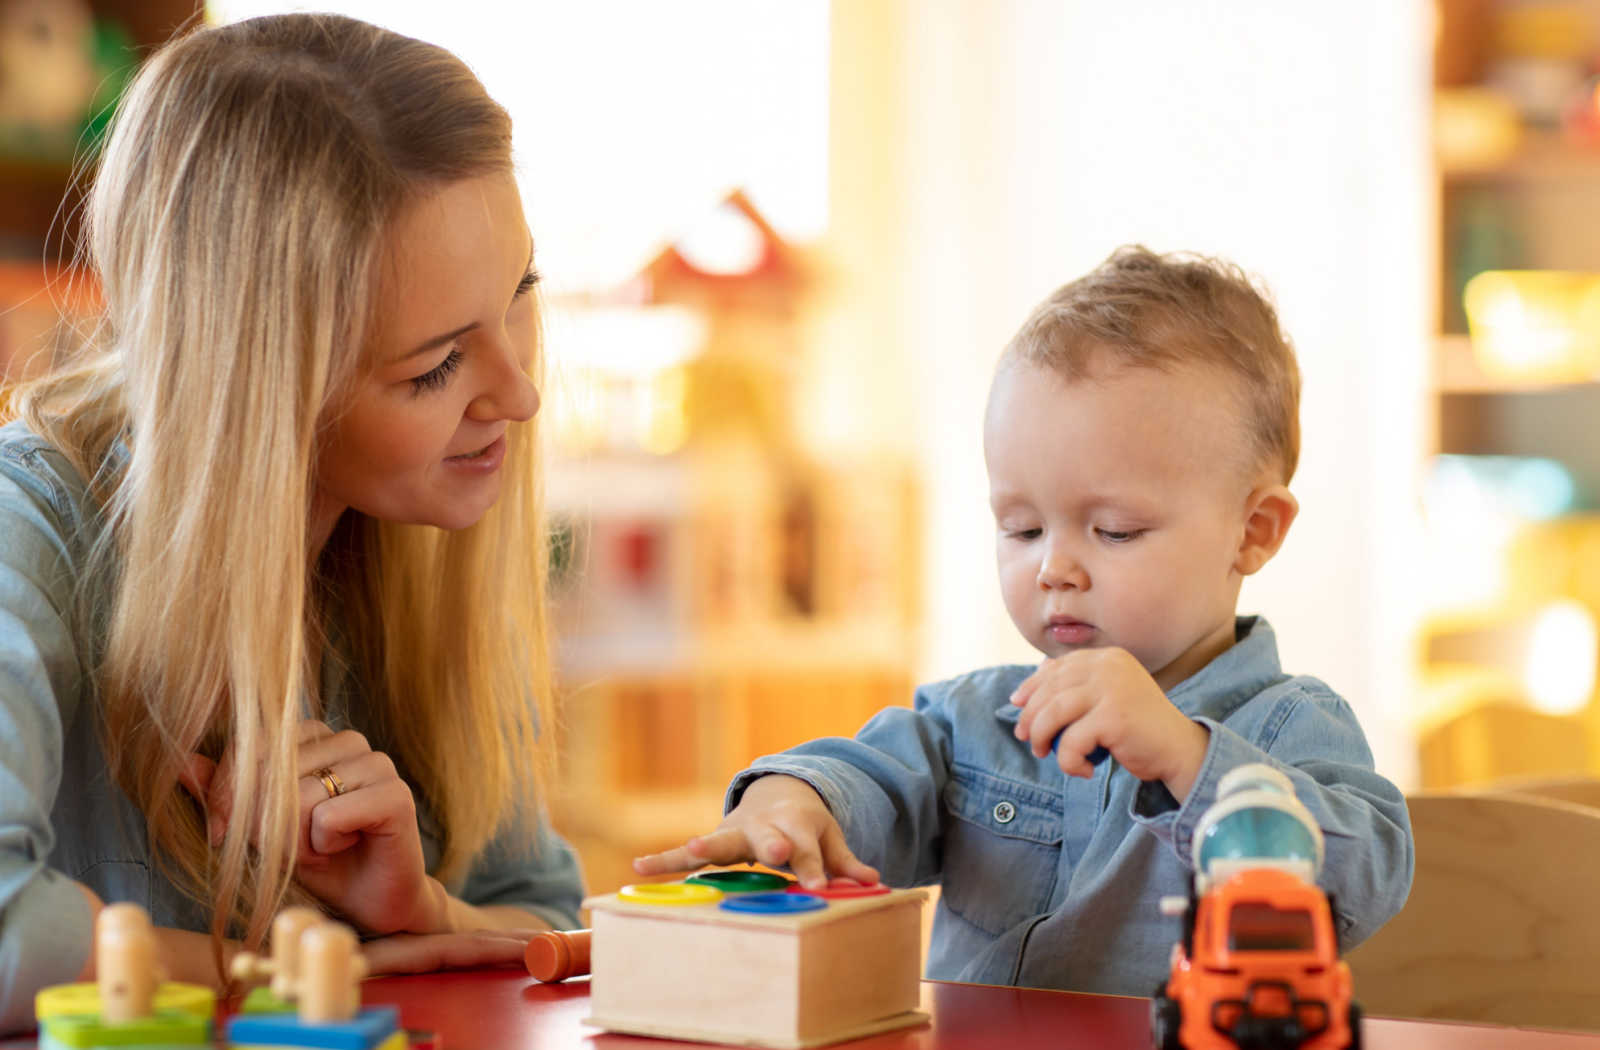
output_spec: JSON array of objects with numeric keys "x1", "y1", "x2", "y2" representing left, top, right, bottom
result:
[{"x1": 1346, "y1": 792, "x2": 1600, "y2": 1032}]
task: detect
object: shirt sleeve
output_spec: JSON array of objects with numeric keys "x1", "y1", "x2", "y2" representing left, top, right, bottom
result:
[
  {"x1": 1131, "y1": 683, "x2": 1415, "y2": 949},
  {"x1": 451, "y1": 802, "x2": 585, "y2": 931},
  {"x1": 724, "y1": 682, "x2": 956, "y2": 889},
  {"x1": 0, "y1": 457, "x2": 95, "y2": 1032}
]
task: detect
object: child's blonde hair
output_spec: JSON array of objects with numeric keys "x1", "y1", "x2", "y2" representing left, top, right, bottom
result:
[
  {"x1": 1001, "y1": 245, "x2": 1302, "y2": 483},
  {"x1": 10, "y1": 13, "x2": 553, "y2": 958}
]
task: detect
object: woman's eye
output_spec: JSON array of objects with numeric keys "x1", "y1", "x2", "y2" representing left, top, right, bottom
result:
[
  {"x1": 514, "y1": 268, "x2": 540, "y2": 299},
  {"x1": 410, "y1": 346, "x2": 463, "y2": 395}
]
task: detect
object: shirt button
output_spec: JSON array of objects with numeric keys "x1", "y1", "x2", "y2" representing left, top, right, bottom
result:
[{"x1": 993, "y1": 801, "x2": 1016, "y2": 824}]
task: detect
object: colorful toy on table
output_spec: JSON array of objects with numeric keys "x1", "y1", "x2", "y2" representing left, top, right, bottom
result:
[
  {"x1": 526, "y1": 870, "x2": 794, "y2": 983},
  {"x1": 225, "y1": 920, "x2": 405, "y2": 1050},
  {"x1": 582, "y1": 869, "x2": 927, "y2": 1049},
  {"x1": 35, "y1": 903, "x2": 214, "y2": 1049},
  {"x1": 229, "y1": 906, "x2": 321, "y2": 1014},
  {"x1": 1149, "y1": 763, "x2": 1361, "y2": 1050}
]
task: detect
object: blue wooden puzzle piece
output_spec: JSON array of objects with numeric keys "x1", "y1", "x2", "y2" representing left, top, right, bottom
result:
[
  {"x1": 1051, "y1": 730, "x2": 1109, "y2": 766},
  {"x1": 225, "y1": 1005, "x2": 400, "y2": 1049}
]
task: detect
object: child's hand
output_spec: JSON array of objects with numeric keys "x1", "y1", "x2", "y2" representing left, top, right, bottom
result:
[
  {"x1": 1010, "y1": 647, "x2": 1210, "y2": 798},
  {"x1": 630, "y1": 774, "x2": 879, "y2": 891}
]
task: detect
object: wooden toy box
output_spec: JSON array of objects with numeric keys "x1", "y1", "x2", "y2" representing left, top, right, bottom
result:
[{"x1": 584, "y1": 886, "x2": 927, "y2": 1048}]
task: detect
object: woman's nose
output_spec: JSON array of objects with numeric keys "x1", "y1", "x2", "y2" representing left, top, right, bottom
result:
[{"x1": 468, "y1": 335, "x2": 540, "y2": 422}]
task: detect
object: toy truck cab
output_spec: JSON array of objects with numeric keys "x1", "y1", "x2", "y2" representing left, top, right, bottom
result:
[
  {"x1": 1153, "y1": 867, "x2": 1358, "y2": 1050},
  {"x1": 1150, "y1": 763, "x2": 1361, "y2": 1050}
]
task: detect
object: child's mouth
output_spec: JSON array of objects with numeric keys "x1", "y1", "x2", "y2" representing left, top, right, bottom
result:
[{"x1": 1047, "y1": 619, "x2": 1096, "y2": 645}]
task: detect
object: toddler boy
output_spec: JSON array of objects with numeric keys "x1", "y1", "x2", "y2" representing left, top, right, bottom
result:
[{"x1": 635, "y1": 246, "x2": 1414, "y2": 995}]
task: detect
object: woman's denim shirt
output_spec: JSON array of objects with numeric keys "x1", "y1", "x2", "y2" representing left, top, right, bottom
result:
[
  {"x1": 730, "y1": 617, "x2": 1415, "y2": 996},
  {"x1": 0, "y1": 421, "x2": 583, "y2": 1031}
]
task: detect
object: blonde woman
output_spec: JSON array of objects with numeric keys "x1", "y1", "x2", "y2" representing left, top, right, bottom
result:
[{"x1": 0, "y1": 13, "x2": 582, "y2": 1030}]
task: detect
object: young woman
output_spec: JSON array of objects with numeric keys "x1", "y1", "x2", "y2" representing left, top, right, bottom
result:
[{"x1": 0, "y1": 13, "x2": 582, "y2": 1030}]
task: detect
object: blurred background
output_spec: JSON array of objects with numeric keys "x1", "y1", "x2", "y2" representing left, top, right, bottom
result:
[{"x1": 7, "y1": 0, "x2": 1600, "y2": 891}]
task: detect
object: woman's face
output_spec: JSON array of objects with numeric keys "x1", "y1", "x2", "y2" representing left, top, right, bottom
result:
[{"x1": 312, "y1": 173, "x2": 541, "y2": 545}]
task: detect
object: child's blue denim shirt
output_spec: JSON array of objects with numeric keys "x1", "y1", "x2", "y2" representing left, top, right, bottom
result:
[
  {"x1": 729, "y1": 617, "x2": 1414, "y2": 996},
  {"x1": 0, "y1": 421, "x2": 584, "y2": 1032}
]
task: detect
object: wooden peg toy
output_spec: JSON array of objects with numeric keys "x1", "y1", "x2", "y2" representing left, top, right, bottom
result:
[
  {"x1": 230, "y1": 906, "x2": 320, "y2": 1013},
  {"x1": 36, "y1": 902, "x2": 213, "y2": 1049},
  {"x1": 224, "y1": 920, "x2": 404, "y2": 1050},
  {"x1": 583, "y1": 875, "x2": 928, "y2": 1049}
]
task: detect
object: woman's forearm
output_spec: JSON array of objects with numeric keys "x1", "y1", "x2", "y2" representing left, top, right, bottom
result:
[
  {"x1": 75, "y1": 882, "x2": 236, "y2": 988},
  {"x1": 419, "y1": 877, "x2": 553, "y2": 934}
]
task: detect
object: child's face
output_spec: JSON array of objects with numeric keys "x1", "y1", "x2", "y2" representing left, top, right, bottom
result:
[{"x1": 985, "y1": 357, "x2": 1260, "y2": 690}]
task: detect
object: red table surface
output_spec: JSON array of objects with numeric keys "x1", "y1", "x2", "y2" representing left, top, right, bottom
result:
[{"x1": 352, "y1": 970, "x2": 1600, "y2": 1050}]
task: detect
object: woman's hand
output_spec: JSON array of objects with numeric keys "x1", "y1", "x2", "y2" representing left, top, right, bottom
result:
[
  {"x1": 180, "y1": 720, "x2": 439, "y2": 936},
  {"x1": 362, "y1": 929, "x2": 539, "y2": 975}
]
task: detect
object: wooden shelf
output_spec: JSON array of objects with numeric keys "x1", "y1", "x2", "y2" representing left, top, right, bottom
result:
[
  {"x1": 1441, "y1": 129, "x2": 1600, "y2": 185},
  {"x1": 0, "y1": 261, "x2": 100, "y2": 313},
  {"x1": 1434, "y1": 334, "x2": 1600, "y2": 395}
]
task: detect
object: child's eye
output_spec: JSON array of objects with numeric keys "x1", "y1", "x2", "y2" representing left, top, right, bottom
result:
[
  {"x1": 410, "y1": 345, "x2": 463, "y2": 395},
  {"x1": 1004, "y1": 527, "x2": 1042, "y2": 541},
  {"x1": 1096, "y1": 527, "x2": 1144, "y2": 543}
]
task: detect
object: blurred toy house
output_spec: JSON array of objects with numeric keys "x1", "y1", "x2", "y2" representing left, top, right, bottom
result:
[
  {"x1": 543, "y1": 192, "x2": 920, "y2": 891},
  {"x1": 1422, "y1": 0, "x2": 1600, "y2": 786}
]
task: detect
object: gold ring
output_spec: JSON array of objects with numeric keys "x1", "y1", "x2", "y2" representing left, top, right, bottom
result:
[{"x1": 311, "y1": 766, "x2": 346, "y2": 799}]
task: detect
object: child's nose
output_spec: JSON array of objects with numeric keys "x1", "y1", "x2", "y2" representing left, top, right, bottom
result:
[{"x1": 1036, "y1": 544, "x2": 1088, "y2": 591}]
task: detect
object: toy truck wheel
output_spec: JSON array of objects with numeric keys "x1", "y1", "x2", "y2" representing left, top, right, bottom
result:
[
  {"x1": 1149, "y1": 990, "x2": 1183, "y2": 1050},
  {"x1": 1346, "y1": 1002, "x2": 1363, "y2": 1050}
]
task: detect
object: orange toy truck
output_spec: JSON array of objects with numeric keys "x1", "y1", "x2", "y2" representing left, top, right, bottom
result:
[{"x1": 1150, "y1": 764, "x2": 1361, "y2": 1050}]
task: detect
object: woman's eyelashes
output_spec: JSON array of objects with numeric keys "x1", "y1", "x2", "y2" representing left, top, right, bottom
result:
[
  {"x1": 410, "y1": 271, "x2": 535, "y2": 396},
  {"x1": 410, "y1": 345, "x2": 463, "y2": 395}
]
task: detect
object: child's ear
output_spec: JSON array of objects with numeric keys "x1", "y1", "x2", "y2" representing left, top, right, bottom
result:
[{"x1": 1234, "y1": 484, "x2": 1298, "y2": 577}]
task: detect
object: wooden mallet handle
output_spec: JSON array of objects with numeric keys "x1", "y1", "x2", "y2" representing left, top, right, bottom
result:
[{"x1": 525, "y1": 929, "x2": 592, "y2": 982}]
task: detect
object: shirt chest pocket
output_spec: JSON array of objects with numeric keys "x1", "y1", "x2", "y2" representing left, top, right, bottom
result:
[{"x1": 939, "y1": 766, "x2": 1063, "y2": 936}]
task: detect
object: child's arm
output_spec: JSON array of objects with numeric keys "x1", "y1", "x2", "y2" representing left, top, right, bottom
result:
[
  {"x1": 1135, "y1": 684, "x2": 1414, "y2": 949},
  {"x1": 636, "y1": 681, "x2": 965, "y2": 889}
]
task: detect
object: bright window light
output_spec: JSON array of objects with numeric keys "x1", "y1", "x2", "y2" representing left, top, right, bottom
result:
[
  {"x1": 206, "y1": 1, "x2": 829, "y2": 292},
  {"x1": 1522, "y1": 599, "x2": 1598, "y2": 716}
]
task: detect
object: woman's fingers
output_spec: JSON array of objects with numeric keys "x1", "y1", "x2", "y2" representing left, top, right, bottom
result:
[
  {"x1": 295, "y1": 750, "x2": 398, "y2": 812},
  {"x1": 363, "y1": 930, "x2": 535, "y2": 975},
  {"x1": 297, "y1": 729, "x2": 376, "y2": 777},
  {"x1": 306, "y1": 777, "x2": 417, "y2": 856}
]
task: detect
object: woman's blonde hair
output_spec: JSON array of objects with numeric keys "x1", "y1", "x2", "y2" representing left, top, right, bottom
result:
[{"x1": 9, "y1": 13, "x2": 552, "y2": 957}]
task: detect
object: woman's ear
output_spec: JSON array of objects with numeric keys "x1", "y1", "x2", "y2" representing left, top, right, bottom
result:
[{"x1": 1234, "y1": 484, "x2": 1299, "y2": 577}]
